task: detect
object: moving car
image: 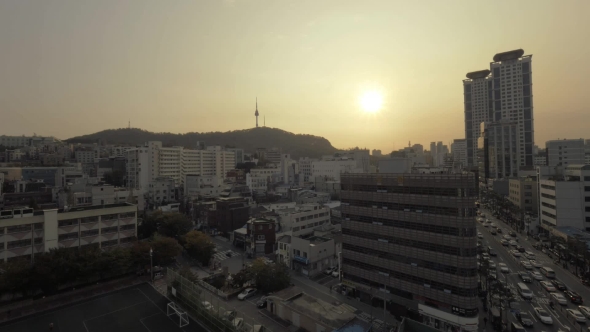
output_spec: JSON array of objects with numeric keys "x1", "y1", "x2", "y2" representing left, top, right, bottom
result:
[
  {"x1": 490, "y1": 229, "x2": 497, "y2": 235},
  {"x1": 529, "y1": 260, "x2": 544, "y2": 268},
  {"x1": 489, "y1": 261, "x2": 497, "y2": 270},
  {"x1": 496, "y1": 228, "x2": 502, "y2": 233},
  {"x1": 578, "y1": 306, "x2": 590, "y2": 319},
  {"x1": 523, "y1": 251, "x2": 536, "y2": 260},
  {"x1": 498, "y1": 263, "x2": 509, "y2": 273},
  {"x1": 477, "y1": 233, "x2": 483, "y2": 239},
  {"x1": 222, "y1": 310, "x2": 237, "y2": 321},
  {"x1": 511, "y1": 250, "x2": 522, "y2": 257},
  {"x1": 238, "y1": 288, "x2": 257, "y2": 300},
  {"x1": 520, "y1": 260, "x2": 532, "y2": 270},
  {"x1": 509, "y1": 231, "x2": 516, "y2": 237},
  {"x1": 565, "y1": 290, "x2": 584, "y2": 304},
  {"x1": 516, "y1": 311, "x2": 534, "y2": 327},
  {"x1": 504, "y1": 235, "x2": 512, "y2": 241},
  {"x1": 540, "y1": 281, "x2": 556, "y2": 292},
  {"x1": 510, "y1": 241, "x2": 518, "y2": 247},
  {"x1": 531, "y1": 271, "x2": 544, "y2": 280},
  {"x1": 551, "y1": 279, "x2": 567, "y2": 291},
  {"x1": 533, "y1": 306, "x2": 553, "y2": 325},
  {"x1": 256, "y1": 298, "x2": 267, "y2": 309},
  {"x1": 566, "y1": 309, "x2": 587, "y2": 323},
  {"x1": 231, "y1": 318, "x2": 244, "y2": 329},
  {"x1": 202, "y1": 301, "x2": 214, "y2": 312},
  {"x1": 518, "y1": 271, "x2": 532, "y2": 283},
  {"x1": 489, "y1": 270, "x2": 497, "y2": 280},
  {"x1": 501, "y1": 239, "x2": 509, "y2": 246},
  {"x1": 550, "y1": 292, "x2": 567, "y2": 305}
]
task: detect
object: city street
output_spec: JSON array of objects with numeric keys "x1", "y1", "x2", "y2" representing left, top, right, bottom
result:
[{"x1": 479, "y1": 207, "x2": 589, "y2": 331}]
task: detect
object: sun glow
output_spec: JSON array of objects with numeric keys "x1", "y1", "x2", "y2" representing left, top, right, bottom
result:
[{"x1": 359, "y1": 90, "x2": 383, "y2": 113}]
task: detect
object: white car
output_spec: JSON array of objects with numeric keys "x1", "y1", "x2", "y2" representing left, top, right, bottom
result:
[
  {"x1": 524, "y1": 251, "x2": 536, "y2": 260},
  {"x1": 489, "y1": 262, "x2": 497, "y2": 270},
  {"x1": 540, "y1": 281, "x2": 556, "y2": 292},
  {"x1": 477, "y1": 233, "x2": 483, "y2": 239},
  {"x1": 533, "y1": 306, "x2": 553, "y2": 325},
  {"x1": 510, "y1": 240, "x2": 518, "y2": 247},
  {"x1": 567, "y1": 309, "x2": 587, "y2": 323},
  {"x1": 531, "y1": 271, "x2": 544, "y2": 280},
  {"x1": 578, "y1": 306, "x2": 590, "y2": 319},
  {"x1": 232, "y1": 318, "x2": 244, "y2": 329},
  {"x1": 520, "y1": 260, "x2": 533, "y2": 270},
  {"x1": 324, "y1": 266, "x2": 336, "y2": 275},
  {"x1": 332, "y1": 270, "x2": 340, "y2": 278},
  {"x1": 550, "y1": 292, "x2": 567, "y2": 305},
  {"x1": 511, "y1": 250, "x2": 521, "y2": 257},
  {"x1": 238, "y1": 288, "x2": 257, "y2": 300},
  {"x1": 529, "y1": 260, "x2": 544, "y2": 268},
  {"x1": 202, "y1": 301, "x2": 214, "y2": 311},
  {"x1": 498, "y1": 263, "x2": 509, "y2": 273}
]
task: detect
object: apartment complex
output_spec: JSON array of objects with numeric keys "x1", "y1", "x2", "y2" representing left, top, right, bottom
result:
[
  {"x1": 340, "y1": 173, "x2": 479, "y2": 331},
  {"x1": 0, "y1": 135, "x2": 56, "y2": 148},
  {"x1": 126, "y1": 141, "x2": 235, "y2": 190},
  {"x1": 508, "y1": 177, "x2": 538, "y2": 215},
  {"x1": 311, "y1": 159, "x2": 359, "y2": 182},
  {"x1": 539, "y1": 164, "x2": 590, "y2": 231},
  {"x1": 246, "y1": 168, "x2": 281, "y2": 193},
  {"x1": 464, "y1": 49, "x2": 534, "y2": 168},
  {"x1": 546, "y1": 139, "x2": 586, "y2": 167},
  {"x1": 0, "y1": 203, "x2": 137, "y2": 262}
]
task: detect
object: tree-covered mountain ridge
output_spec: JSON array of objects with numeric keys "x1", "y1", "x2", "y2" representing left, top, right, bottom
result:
[{"x1": 66, "y1": 127, "x2": 339, "y2": 159}]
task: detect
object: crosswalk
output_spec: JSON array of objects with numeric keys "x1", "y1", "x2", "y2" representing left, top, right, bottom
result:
[
  {"x1": 338, "y1": 303, "x2": 358, "y2": 313},
  {"x1": 212, "y1": 250, "x2": 240, "y2": 262}
]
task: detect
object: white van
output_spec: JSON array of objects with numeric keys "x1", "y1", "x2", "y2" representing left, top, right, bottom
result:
[
  {"x1": 540, "y1": 267, "x2": 556, "y2": 279},
  {"x1": 517, "y1": 282, "x2": 533, "y2": 299}
]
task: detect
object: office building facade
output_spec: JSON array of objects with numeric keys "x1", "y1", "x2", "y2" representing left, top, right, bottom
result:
[
  {"x1": 546, "y1": 139, "x2": 586, "y2": 167},
  {"x1": 340, "y1": 173, "x2": 479, "y2": 331}
]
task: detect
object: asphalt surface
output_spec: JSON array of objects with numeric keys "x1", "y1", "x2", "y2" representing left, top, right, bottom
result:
[{"x1": 479, "y1": 207, "x2": 589, "y2": 331}]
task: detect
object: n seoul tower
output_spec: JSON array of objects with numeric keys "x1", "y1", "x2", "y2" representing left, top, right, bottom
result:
[{"x1": 255, "y1": 98, "x2": 259, "y2": 128}]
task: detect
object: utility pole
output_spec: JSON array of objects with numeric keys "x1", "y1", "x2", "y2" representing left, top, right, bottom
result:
[{"x1": 150, "y1": 247, "x2": 154, "y2": 283}]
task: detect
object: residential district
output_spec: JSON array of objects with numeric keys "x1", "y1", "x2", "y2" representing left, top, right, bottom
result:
[{"x1": 1, "y1": 49, "x2": 590, "y2": 332}]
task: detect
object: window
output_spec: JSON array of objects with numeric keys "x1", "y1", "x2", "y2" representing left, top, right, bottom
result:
[
  {"x1": 8, "y1": 239, "x2": 31, "y2": 249},
  {"x1": 81, "y1": 229, "x2": 99, "y2": 237},
  {"x1": 58, "y1": 219, "x2": 78, "y2": 227},
  {"x1": 58, "y1": 232, "x2": 78, "y2": 241},
  {"x1": 81, "y1": 216, "x2": 99, "y2": 224},
  {"x1": 102, "y1": 226, "x2": 118, "y2": 234},
  {"x1": 34, "y1": 223, "x2": 43, "y2": 230},
  {"x1": 101, "y1": 214, "x2": 118, "y2": 221},
  {"x1": 120, "y1": 224, "x2": 135, "y2": 231},
  {"x1": 7, "y1": 224, "x2": 30, "y2": 234},
  {"x1": 102, "y1": 239, "x2": 118, "y2": 247},
  {"x1": 34, "y1": 237, "x2": 43, "y2": 245},
  {"x1": 257, "y1": 235, "x2": 265, "y2": 240}
]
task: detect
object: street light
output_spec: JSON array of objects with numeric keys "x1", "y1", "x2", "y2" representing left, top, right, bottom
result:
[
  {"x1": 150, "y1": 247, "x2": 153, "y2": 283},
  {"x1": 337, "y1": 252, "x2": 342, "y2": 282}
]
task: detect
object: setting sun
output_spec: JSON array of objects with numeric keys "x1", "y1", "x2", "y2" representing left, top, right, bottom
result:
[{"x1": 359, "y1": 90, "x2": 383, "y2": 113}]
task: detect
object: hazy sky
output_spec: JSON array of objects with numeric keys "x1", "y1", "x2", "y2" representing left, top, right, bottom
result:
[{"x1": 1, "y1": 0, "x2": 589, "y2": 152}]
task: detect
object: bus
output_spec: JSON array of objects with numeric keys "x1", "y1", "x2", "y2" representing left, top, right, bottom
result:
[{"x1": 540, "y1": 267, "x2": 556, "y2": 279}]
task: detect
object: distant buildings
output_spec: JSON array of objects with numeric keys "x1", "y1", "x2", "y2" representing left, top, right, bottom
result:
[
  {"x1": 477, "y1": 120, "x2": 520, "y2": 181},
  {"x1": 372, "y1": 149, "x2": 382, "y2": 156},
  {"x1": 546, "y1": 139, "x2": 586, "y2": 167},
  {"x1": 451, "y1": 139, "x2": 467, "y2": 168}
]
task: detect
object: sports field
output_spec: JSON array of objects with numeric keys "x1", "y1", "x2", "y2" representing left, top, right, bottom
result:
[{"x1": 0, "y1": 283, "x2": 207, "y2": 332}]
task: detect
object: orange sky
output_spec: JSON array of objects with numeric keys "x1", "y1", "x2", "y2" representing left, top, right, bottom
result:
[{"x1": 1, "y1": 0, "x2": 589, "y2": 152}]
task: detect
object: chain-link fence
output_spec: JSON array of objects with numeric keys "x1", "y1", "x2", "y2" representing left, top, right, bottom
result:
[{"x1": 166, "y1": 268, "x2": 271, "y2": 332}]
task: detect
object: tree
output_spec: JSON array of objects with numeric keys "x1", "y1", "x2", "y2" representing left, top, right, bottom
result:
[
  {"x1": 248, "y1": 258, "x2": 291, "y2": 293},
  {"x1": 183, "y1": 230, "x2": 215, "y2": 266},
  {"x1": 103, "y1": 170, "x2": 125, "y2": 187},
  {"x1": 157, "y1": 212, "x2": 193, "y2": 238},
  {"x1": 152, "y1": 235, "x2": 183, "y2": 265},
  {"x1": 137, "y1": 214, "x2": 159, "y2": 239}
]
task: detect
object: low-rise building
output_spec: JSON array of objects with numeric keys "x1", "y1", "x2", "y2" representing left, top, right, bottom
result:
[
  {"x1": 208, "y1": 197, "x2": 250, "y2": 234},
  {"x1": 265, "y1": 287, "x2": 356, "y2": 332},
  {"x1": 290, "y1": 234, "x2": 336, "y2": 277},
  {"x1": 539, "y1": 164, "x2": 590, "y2": 231},
  {"x1": 272, "y1": 203, "x2": 331, "y2": 237},
  {"x1": 508, "y1": 177, "x2": 538, "y2": 215},
  {"x1": 0, "y1": 203, "x2": 137, "y2": 262},
  {"x1": 184, "y1": 174, "x2": 222, "y2": 197},
  {"x1": 246, "y1": 168, "x2": 281, "y2": 193},
  {"x1": 246, "y1": 217, "x2": 276, "y2": 257}
]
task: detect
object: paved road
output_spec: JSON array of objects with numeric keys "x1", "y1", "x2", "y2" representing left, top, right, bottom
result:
[{"x1": 479, "y1": 207, "x2": 588, "y2": 331}]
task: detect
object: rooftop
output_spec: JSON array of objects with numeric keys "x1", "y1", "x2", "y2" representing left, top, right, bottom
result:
[
  {"x1": 277, "y1": 235, "x2": 291, "y2": 244},
  {"x1": 300, "y1": 234, "x2": 332, "y2": 245},
  {"x1": 332, "y1": 317, "x2": 372, "y2": 332},
  {"x1": 272, "y1": 287, "x2": 355, "y2": 329}
]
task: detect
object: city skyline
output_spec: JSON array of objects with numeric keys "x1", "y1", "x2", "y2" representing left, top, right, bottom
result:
[{"x1": 2, "y1": 1, "x2": 590, "y2": 152}]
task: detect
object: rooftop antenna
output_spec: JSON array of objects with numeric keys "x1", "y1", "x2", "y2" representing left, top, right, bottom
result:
[{"x1": 128, "y1": 120, "x2": 130, "y2": 129}]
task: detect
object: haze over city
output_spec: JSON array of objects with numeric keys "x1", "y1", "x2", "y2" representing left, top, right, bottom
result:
[{"x1": 2, "y1": 0, "x2": 590, "y2": 152}]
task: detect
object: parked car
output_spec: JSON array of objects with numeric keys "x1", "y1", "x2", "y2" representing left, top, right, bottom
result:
[
  {"x1": 516, "y1": 312, "x2": 534, "y2": 327},
  {"x1": 533, "y1": 306, "x2": 553, "y2": 325},
  {"x1": 332, "y1": 270, "x2": 340, "y2": 278},
  {"x1": 256, "y1": 299, "x2": 267, "y2": 309},
  {"x1": 550, "y1": 292, "x2": 567, "y2": 305},
  {"x1": 231, "y1": 318, "x2": 244, "y2": 329},
  {"x1": 566, "y1": 309, "x2": 587, "y2": 323},
  {"x1": 238, "y1": 288, "x2": 257, "y2": 300},
  {"x1": 202, "y1": 301, "x2": 214, "y2": 311},
  {"x1": 518, "y1": 271, "x2": 532, "y2": 283},
  {"x1": 324, "y1": 266, "x2": 336, "y2": 275},
  {"x1": 222, "y1": 310, "x2": 237, "y2": 321},
  {"x1": 565, "y1": 290, "x2": 584, "y2": 304},
  {"x1": 540, "y1": 281, "x2": 556, "y2": 292},
  {"x1": 551, "y1": 279, "x2": 567, "y2": 291}
]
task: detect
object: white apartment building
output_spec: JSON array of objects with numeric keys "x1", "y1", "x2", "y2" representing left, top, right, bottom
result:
[
  {"x1": 246, "y1": 168, "x2": 281, "y2": 193},
  {"x1": 126, "y1": 142, "x2": 235, "y2": 190},
  {"x1": 0, "y1": 203, "x2": 137, "y2": 262},
  {"x1": 226, "y1": 148, "x2": 244, "y2": 166},
  {"x1": 463, "y1": 49, "x2": 534, "y2": 167},
  {"x1": 75, "y1": 149, "x2": 98, "y2": 164},
  {"x1": 111, "y1": 146, "x2": 134, "y2": 158},
  {"x1": 274, "y1": 203, "x2": 331, "y2": 237},
  {"x1": 0, "y1": 135, "x2": 56, "y2": 148},
  {"x1": 546, "y1": 139, "x2": 586, "y2": 167},
  {"x1": 539, "y1": 165, "x2": 590, "y2": 231},
  {"x1": 534, "y1": 155, "x2": 547, "y2": 166},
  {"x1": 298, "y1": 157, "x2": 316, "y2": 182},
  {"x1": 311, "y1": 159, "x2": 360, "y2": 182},
  {"x1": 148, "y1": 177, "x2": 176, "y2": 204}
]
